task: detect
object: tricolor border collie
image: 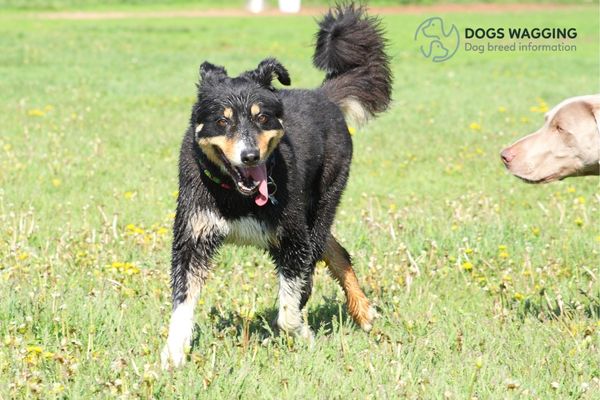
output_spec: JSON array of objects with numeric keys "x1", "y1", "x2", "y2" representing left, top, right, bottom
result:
[{"x1": 162, "y1": 3, "x2": 392, "y2": 368}]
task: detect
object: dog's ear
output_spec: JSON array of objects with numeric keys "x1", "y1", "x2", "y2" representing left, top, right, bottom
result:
[
  {"x1": 244, "y1": 58, "x2": 291, "y2": 89},
  {"x1": 199, "y1": 62, "x2": 228, "y2": 83}
]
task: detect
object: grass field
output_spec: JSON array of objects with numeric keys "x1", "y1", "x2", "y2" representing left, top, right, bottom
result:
[
  {"x1": 1, "y1": 4, "x2": 599, "y2": 399},
  {"x1": 0, "y1": 0, "x2": 585, "y2": 11}
]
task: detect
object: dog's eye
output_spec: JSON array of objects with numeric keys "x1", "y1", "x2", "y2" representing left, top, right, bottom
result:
[
  {"x1": 257, "y1": 115, "x2": 268, "y2": 124},
  {"x1": 216, "y1": 118, "x2": 228, "y2": 128}
]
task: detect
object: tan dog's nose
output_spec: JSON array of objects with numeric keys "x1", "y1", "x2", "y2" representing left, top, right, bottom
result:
[{"x1": 500, "y1": 147, "x2": 516, "y2": 165}]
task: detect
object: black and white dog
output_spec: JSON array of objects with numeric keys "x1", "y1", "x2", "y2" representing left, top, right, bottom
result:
[{"x1": 162, "y1": 4, "x2": 392, "y2": 368}]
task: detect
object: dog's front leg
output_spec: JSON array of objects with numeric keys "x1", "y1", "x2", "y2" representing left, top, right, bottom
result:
[
  {"x1": 271, "y1": 232, "x2": 315, "y2": 341},
  {"x1": 161, "y1": 208, "x2": 225, "y2": 369}
]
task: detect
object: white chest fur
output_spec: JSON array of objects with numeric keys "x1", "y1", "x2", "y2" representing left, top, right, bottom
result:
[
  {"x1": 225, "y1": 217, "x2": 278, "y2": 248},
  {"x1": 189, "y1": 210, "x2": 278, "y2": 249}
]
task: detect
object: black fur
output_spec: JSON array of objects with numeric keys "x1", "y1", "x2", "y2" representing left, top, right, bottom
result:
[
  {"x1": 314, "y1": 3, "x2": 392, "y2": 118},
  {"x1": 168, "y1": 4, "x2": 392, "y2": 335}
]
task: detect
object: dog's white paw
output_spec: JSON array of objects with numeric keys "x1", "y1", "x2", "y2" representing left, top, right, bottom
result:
[
  {"x1": 160, "y1": 328, "x2": 192, "y2": 370},
  {"x1": 297, "y1": 324, "x2": 315, "y2": 343},
  {"x1": 160, "y1": 339, "x2": 188, "y2": 370},
  {"x1": 276, "y1": 315, "x2": 314, "y2": 343},
  {"x1": 359, "y1": 305, "x2": 379, "y2": 332}
]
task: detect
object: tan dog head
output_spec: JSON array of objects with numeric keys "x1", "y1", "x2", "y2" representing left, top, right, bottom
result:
[{"x1": 500, "y1": 94, "x2": 600, "y2": 183}]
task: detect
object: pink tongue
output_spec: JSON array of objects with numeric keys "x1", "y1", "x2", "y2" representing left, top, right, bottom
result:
[{"x1": 244, "y1": 164, "x2": 269, "y2": 206}]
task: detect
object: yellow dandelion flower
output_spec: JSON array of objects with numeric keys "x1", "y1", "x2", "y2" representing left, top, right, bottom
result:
[
  {"x1": 498, "y1": 106, "x2": 507, "y2": 113},
  {"x1": 475, "y1": 357, "x2": 483, "y2": 369},
  {"x1": 171, "y1": 190, "x2": 179, "y2": 198},
  {"x1": 513, "y1": 292, "x2": 524, "y2": 301},
  {"x1": 499, "y1": 251, "x2": 509, "y2": 259},
  {"x1": 566, "y1": 186, "x2": 576, "y2": 193},
  {"x1": 124, "y1": 191, "x2": 135, "y2": 200},
  {"x1": 108, "y1": 261, "x2": 140, "y2": 275},
  {"x1": 464, "y1": 248, "x2": 473, "y2": 255},
  {"x1": 51, "y1": 178, "x2": 62, "y2": 187},
  {"x1": 531, "y1": 227, "x2": 540, "y2": 236},
  {"x1": 530, "y1": 98, "x2": 549, "y2": 113},
  {"x1": 520, "y1": 116, "x2": 529, "y2": 123},
  {"x1": 462, "y1": 262, "x2": 473, "y2": 271},
  {"x1": 27, "y1": 109, "x2": 45, "y2": 117},
  {"x1": 3, "y1": 143, "x2": 12, "y2": 152},
  {"x1": 469, "y1": 122, "x2": 481, "y2": 131},
  {"x1": 26, "y1": 345, "x2": 43, "y2": 354},
  {"x1": 125, "y1": 224, "x2": 145, "y2": 235},
  {"x1": 595, "y1": 235, "x2": 600, "y2": 242},
  {"x1": 17, "y1": 252, "x2": 29, "y2": 261},
  {"x1": 576, "y1": 196, "x2": 585, "y2": 205},
  {"x1": 574, "y1": 217, "x2": 584, "y2": 227},
  {"x1": 348, "y1": 126, "x2": 356, "y2": 135},
  {"x1": 156, "y1": 227, "x2": 168, "y2": 235},
  {"x1": 44, "y1": 105, "x2": 54, "y2": 112},
  {"x1": 42, "y1": 351, "x2": 54, "y2": 359},
  {"x1": 498, "y1": 245, "x2": 507, "y2": 251}
]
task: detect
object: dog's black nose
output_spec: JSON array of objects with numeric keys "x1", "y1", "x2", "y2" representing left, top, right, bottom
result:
[{"x1": 241, "y1": 149, "x2": 260, "y2": 165}]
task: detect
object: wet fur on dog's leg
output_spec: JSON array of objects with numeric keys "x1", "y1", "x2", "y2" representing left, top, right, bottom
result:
[
  {"x1": 270, "y1": 230, "x2": 315, "y2": 340},
  {"x1": 161, "y1": 208, "x2": 225, "y2": 369},
  {"x1": 323, "y1": 235, "x2": 376, "y2": 332}
]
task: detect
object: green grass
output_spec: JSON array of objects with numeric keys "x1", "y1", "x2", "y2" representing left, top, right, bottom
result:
[
  {"x1": 1, "y1": 5, "x2": 599, "y2": 399},
  {"x1": 0, "y1": 0, "x2": 587, "y2": 12}
]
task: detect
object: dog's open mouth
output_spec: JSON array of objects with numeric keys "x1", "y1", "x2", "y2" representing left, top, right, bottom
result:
[{"x1": 217, "y1": 151, "x2": 269, "y2": 206}]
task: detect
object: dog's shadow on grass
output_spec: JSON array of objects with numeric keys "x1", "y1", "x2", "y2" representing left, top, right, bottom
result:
[{"x1": 190, "y1": 298, "x2": 351, "y2": 348}]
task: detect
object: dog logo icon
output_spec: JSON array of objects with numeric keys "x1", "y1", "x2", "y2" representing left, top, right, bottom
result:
[{"x1": 414, "y1": 17, "x2": 460, "y2": 62}]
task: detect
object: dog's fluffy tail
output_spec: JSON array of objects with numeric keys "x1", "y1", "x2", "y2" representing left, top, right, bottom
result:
[{"x1": 313, "y1": 3, "x2": 392, "y2": 126}]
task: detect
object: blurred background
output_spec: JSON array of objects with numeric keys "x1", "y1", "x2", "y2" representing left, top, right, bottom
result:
[{"x1": 0, "y1": 0, "x2": 588, "y2": 12}]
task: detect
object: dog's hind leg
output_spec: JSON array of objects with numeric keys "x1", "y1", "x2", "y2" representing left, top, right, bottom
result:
[
  {"x1": 161, "y1": 209, "x2": 225, "y2": 370},
  {"x1": 322, "y1": 235, "x2": 377, "y2": 332}
]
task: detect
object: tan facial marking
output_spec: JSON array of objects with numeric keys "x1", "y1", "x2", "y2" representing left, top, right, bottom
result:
[
  {"x1": 256, "y1": 129, "x2": 284, "y2": 158},
  {"x1": 197, "y1": 136, "x2": 236, "y2": 167},
  {"x1": 250, "y1": 104, "x2": 261, "y2": 116},
  {"x1": 223, "y1": 107, "x2": 233, "y2": 119},
  {"x1": 322, "y1": 236, "x2": 374, "y2": 331}
]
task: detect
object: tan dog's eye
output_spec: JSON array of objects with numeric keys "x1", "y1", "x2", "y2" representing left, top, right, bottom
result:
[
  {"x1": 257, "y1": 115, "x2": 268, "y2": 124},
  {"x1": 216, "y1": 118, "x2": 228, "y2": 128}
]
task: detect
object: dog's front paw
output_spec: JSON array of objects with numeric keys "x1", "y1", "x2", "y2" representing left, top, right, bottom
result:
[
  {"x1": 161, "y1": 344, "x2": 184, "y2": 370},
  {"x1": 275, "y1": 315, "x2": 314, "y2": 343},
  {"x1": 160, "y1": 334, "x2": 191, "y2": 370}
]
